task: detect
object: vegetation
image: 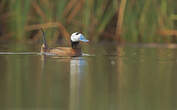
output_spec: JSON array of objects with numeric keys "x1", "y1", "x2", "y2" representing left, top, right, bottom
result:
[{"x1": 0, "y1": 0, "x2": 176, "y2": 44}]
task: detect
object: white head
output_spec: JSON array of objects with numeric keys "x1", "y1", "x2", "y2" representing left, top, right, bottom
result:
[{"x1": 71, "y1": 32, "x2": 89, "y2": 42}]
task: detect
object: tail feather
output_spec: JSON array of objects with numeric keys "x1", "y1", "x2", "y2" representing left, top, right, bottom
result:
[{"x1": 41, "y1": 28, "x2": 48, "y2": 49}]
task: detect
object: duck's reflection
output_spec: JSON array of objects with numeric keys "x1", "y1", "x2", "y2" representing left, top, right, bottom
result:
[
  {"x1": 69, "y1": 57, "x2": 88, "y2": 110},
  {"x1": 40, "y1": 55, "x2": 88, "y2": 109}
]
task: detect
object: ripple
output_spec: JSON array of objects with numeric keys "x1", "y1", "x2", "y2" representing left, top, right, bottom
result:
[{"x1": 0, "y1": 52, "x2": 39, "y2": 55}]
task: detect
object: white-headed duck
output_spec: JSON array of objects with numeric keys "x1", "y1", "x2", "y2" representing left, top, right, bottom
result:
[{"x1": 40, "y1": 29, "x2": 89, "y2": 56}]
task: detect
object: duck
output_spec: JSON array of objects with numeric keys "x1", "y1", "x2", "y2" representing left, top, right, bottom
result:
[{"x1": 40, "y1": 29, "x2": 89, "y2": 56}]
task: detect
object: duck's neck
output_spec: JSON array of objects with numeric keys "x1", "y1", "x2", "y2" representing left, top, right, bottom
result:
[{"x1": 71, "y1": 41, "x2": 80, "y2": 49}]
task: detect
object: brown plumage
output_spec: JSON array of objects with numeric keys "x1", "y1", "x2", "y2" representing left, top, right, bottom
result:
[{"x1": 41, "y1": 44, "x2": 82, "y2": 56}]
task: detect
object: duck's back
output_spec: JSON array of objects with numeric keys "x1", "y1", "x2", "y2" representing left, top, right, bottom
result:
[{"x1": 49, "y1": 47, "x2": 81, "y2": 56}]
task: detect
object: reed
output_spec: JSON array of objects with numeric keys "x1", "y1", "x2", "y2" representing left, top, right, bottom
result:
[
  {"x1": 0, "y1": 0, "x2": 176, "y2": 43},
  {"x1": 9, "y1": 0, "x2": 31, "y2": 40}
]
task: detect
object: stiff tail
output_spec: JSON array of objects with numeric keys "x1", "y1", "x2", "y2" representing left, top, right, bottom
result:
[{"x1": 41, "y1": 28, "x2": 48, "y2": 49}]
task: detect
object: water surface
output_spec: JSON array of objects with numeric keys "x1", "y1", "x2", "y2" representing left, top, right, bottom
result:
[{"x1": 0, "y1": 43, "x2": 177, "y2": 110}]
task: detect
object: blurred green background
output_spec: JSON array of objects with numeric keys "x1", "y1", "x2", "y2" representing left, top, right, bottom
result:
[
  {"x1": 0, "y1": 0, "x2": 176, "y2": 44},
  {"x1": 0, "y1": 1, "x2": 177, "y2": 109}
]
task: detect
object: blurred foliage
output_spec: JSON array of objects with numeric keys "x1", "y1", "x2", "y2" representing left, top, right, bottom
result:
[{"x1": 0, "y1": 0, "x2": 176, "y2": 43}]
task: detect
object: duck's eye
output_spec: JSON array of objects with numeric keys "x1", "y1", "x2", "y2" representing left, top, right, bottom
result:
[{"x1": 75, "y1": 32, "x2": 80, "y2": 35}]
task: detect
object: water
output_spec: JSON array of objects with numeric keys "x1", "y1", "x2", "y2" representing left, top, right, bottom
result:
[{"x1": 0, "y1": 43, "x2": 177, "y2": 110}]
